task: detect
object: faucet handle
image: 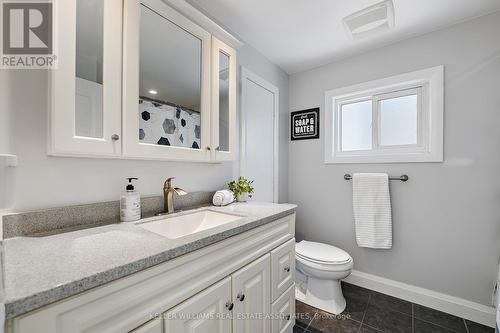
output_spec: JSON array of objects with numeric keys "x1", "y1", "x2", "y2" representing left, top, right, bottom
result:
[
  {"x1": 174, "y1": 187, "x2": 188, "y2": 196},
  {"x1": 164, "y1": 177, "x2": 175, "y2": 188}
]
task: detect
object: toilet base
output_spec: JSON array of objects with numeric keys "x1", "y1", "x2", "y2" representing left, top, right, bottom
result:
[{"x1": 305, "y1": 277, "x2": 346, "y2": 314}]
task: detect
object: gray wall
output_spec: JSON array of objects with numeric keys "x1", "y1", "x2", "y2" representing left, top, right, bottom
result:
[
  {"x1": 2, "y1": 43, "x2": 289, "y2": 211},
  {"x1": 0, "y1": 71, "x2": 12, "y2": 155},
  {"x1": 289, "y1": 12, "x2": 500, "y2": 306}
]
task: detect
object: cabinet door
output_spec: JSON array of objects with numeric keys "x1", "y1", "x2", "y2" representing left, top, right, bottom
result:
[
  {"x1": 211, "y1": 37, "x2": 237, "y2": 161},
  {"x1": 271, "y1": 284, "x2": 295, "y2": 333},
  {"x1": 163, "y1": 277, "x2": 232, "y2": 333},
  {"x1": 232, "y1": 254, "x2": 271, "y2": 333},
  {"x1": 123, "y1": 0, "x2": 211, "y2": 162},
  {"x1": 130, "y1": 319, "x2": 163, "y2": 333},
  {"x1": 271, "y1": 239, "x2": 295, "y2": 302},
  {"x1": 50, "y1": 0, "x2": 122, "y2": 156}
]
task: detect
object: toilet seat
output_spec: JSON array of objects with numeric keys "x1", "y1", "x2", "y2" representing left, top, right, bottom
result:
[
  {"x1": 296, "y1": 241, "x2": 352, "y2": 264},
  {"x1": 296, "y1": 253, "x2": 353, "y2": 272}
]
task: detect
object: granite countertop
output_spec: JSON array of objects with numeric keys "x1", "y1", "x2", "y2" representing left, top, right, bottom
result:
[{"x1": 3, "y1": 202, "x2": 296, "y2": 320}]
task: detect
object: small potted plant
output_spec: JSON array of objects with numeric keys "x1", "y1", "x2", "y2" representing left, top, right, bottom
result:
[{"x1": 228, "y1": 176, "x2": 254, "y2": 202}]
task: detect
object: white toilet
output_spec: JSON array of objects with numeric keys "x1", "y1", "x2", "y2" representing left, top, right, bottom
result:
[{"x1": 295, "y1": 240, "x2": 353, "y2": 314}]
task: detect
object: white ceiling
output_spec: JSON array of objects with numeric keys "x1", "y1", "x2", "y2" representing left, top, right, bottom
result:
[{"x1": 187, "y1": 0, "x2": 500, "y2": 74}]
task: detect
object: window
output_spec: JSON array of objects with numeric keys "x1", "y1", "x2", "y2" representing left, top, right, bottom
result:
[{"x1": 325, "y1": 66, "x2": 443, "y2": 163}]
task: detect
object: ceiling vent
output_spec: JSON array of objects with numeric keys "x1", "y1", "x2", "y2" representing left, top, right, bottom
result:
[{"x1": 342, "y1": 0, "x2": 395, "y2": 39}]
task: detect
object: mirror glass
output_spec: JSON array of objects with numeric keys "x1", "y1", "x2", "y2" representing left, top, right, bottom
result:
[
  {"x1": 138, "y1": 5, "x2": 202, "y2": 149},
  {"x1": 75, "y1": 0, "x2": 104, "y2": 138},
  {"x1": 218, "y1": 51, "x2": 230, "y2": 152}
]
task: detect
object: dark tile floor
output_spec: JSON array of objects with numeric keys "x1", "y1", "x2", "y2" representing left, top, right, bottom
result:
[{"x1": 294, "y1": 282, "x2": 495, "y2": 333}]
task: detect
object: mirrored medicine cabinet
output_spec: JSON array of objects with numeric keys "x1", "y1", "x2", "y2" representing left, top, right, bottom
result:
[{"x1": 50, "y1": 0, "x2": 238, "y2": 162}]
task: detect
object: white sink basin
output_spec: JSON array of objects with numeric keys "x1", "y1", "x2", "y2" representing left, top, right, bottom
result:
[{"x1": 137, "y1": 210, "x2": 243, "y2": 239}]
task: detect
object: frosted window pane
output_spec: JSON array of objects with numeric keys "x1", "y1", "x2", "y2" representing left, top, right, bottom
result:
[
  {"x1": 380, "y1": 95, "x2": 418, "y2": 146},
  {"x1": 341, "y1": 100, "x2": 372, "y2": 151}
]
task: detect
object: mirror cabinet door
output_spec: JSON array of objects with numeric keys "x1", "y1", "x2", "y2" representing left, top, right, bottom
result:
[
  {"x1": 51, "y1": 0, "x2": 122, "y2": 156},
  {"x1": 123, "y1": 0, "x2": 211, "y2": 161},
  {"x1": 139, "y1": 5, "x2": 202, "y2": 150},
  {"x1": 212, "y1": 37, "x2": 236, "y2": 161}
]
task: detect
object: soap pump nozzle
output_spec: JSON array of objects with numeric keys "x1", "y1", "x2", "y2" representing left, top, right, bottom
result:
[{"x1": 126, "y1": 177, "x2": 138, "y2": 191}]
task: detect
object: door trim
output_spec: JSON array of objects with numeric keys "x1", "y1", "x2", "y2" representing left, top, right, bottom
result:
[{"x1": 240, "y1": 67, "x2": 279, "y2": 203}]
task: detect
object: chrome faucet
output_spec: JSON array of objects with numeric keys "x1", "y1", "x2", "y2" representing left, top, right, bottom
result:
[{"x1": 162, "y1": 177, "x2": 187, "y2": 214}]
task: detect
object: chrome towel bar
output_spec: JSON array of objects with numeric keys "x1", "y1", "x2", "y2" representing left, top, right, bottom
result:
[{"x1": 344, "y1": 174, "x2": 409, "y2": 182}]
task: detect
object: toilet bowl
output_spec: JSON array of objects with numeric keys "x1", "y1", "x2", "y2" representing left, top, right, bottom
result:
[{"x1": 296, "y1": 240, "x2": 353, "y2": 314}]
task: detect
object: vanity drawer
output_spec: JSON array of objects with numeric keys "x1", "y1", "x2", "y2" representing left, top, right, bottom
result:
[
  {"x1": 130, "y1": 319, "x2": 163, "y2": 333},
  {"x1": 271, "y1": 284, "x2": 295, "y2": 333},
  {"x1": 270, "y1": 238, "x2": 295, "y2": 302}
]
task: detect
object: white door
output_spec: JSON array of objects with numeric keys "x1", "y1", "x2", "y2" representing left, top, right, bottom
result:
[
  {"x1": 164, "y1": 277, "x2": 232, "y2": 333},
  {"x1": 232, "y1": 254, "x2": 271, "y2": 333},
  {"x1": 241, "y1": 68, "x2": 279, "y2": 202}
]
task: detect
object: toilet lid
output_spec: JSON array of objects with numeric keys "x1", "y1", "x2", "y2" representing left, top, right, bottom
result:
[{"x1": 296, "y1": 241, "x2": 351, "y2": 264}]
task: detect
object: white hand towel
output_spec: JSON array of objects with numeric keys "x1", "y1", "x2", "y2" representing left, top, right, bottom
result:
[
  {"x1": 353, "y1": 173, "x2": 392, "y2": 249},
  {"x1": 212, "y1": 190, "x2": 235, "y2": 206}
]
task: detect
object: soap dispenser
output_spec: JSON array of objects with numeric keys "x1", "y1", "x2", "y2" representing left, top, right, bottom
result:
[{"x1": 120, "y1": 177, "x2": 141, "y2": 222}]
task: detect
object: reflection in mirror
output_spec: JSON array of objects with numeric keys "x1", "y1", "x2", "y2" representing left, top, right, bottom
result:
[
  {"x1": 138, "y1": 5, "x2": 202, "y2": 149},
  {"x1": 75, "y1": 0, "x2": 104, "y2": 138},
  {"x1": 218, "y1": 51, "x2": 230, "y2": 152}
]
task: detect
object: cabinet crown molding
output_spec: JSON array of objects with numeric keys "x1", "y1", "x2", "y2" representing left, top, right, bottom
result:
[{"x1": 162, "y1": 0, "x2": 244, "y2": 50}]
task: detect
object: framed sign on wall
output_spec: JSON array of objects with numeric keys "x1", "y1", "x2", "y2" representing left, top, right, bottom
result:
[{"x1": 291, "y1": 107, "x2": 320, "y2": 141}]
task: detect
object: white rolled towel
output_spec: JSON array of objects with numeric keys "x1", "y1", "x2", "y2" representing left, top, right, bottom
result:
[{"x1": 212, "y1": 190, "x2": 235, "y2": 206}]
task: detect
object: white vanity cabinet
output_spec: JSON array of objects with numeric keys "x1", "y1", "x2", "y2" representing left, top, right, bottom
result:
[
  {"x1": 165, "y1": 255, "x2": 271, "y2": 333},
  {"x1": 163, "y1": 277, "x2": 232, "y2": 333},
  {"x1": 49, "y1": 0, "x2": 239, "y2": 162},
  {"x1": 232, "y1": 254, "x2": 271, "y2": 333},
  {"x1": 130, "y1": 320, "x2": 163, "y2": 333},
  {"x1": 271, "y1": 239, "x2": 295, "y2": 302},
  {"x1": 9, "y1": 213, "x2": 296, "y2": 333},
  {"x1": 271, "y1": 285, "x2": 296, "y2": 333}
]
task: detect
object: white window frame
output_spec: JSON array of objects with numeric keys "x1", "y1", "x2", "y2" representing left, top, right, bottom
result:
[{"x1": 325, "y1": 65, "x2": 444, "y2": 164}]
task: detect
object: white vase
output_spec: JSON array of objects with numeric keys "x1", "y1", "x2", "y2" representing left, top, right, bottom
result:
[{"x1": 237, "y1": 193, "x2": 248, "y2": 202}]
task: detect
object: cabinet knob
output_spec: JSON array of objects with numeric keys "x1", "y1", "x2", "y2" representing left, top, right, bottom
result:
[
  {"x1": 225, "y1": 302, "x2": 234, "y2": 311},
  {"x1": 215, "y1": 146, "x2": 220, "y2": 151},
  {"x1": 111, "y1": 134, "x2": 120, "y2": 141},
  {"x1": 284, "y1": 266, "x2": 290, "y2": 273},
  {"x1": 206, "y1": 146, "x2": 211, "y2": 151},
  {"x1": 237, "y1": 293, "x2": 245, "y2": 302},
  {"x1": 285, "y1": 314, "x2": 291, "y2": 321}
]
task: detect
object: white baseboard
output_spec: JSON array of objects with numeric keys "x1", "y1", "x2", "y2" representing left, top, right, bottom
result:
[{"x1": 344, "y1": 270, "x2": 496, "y2": 328}]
